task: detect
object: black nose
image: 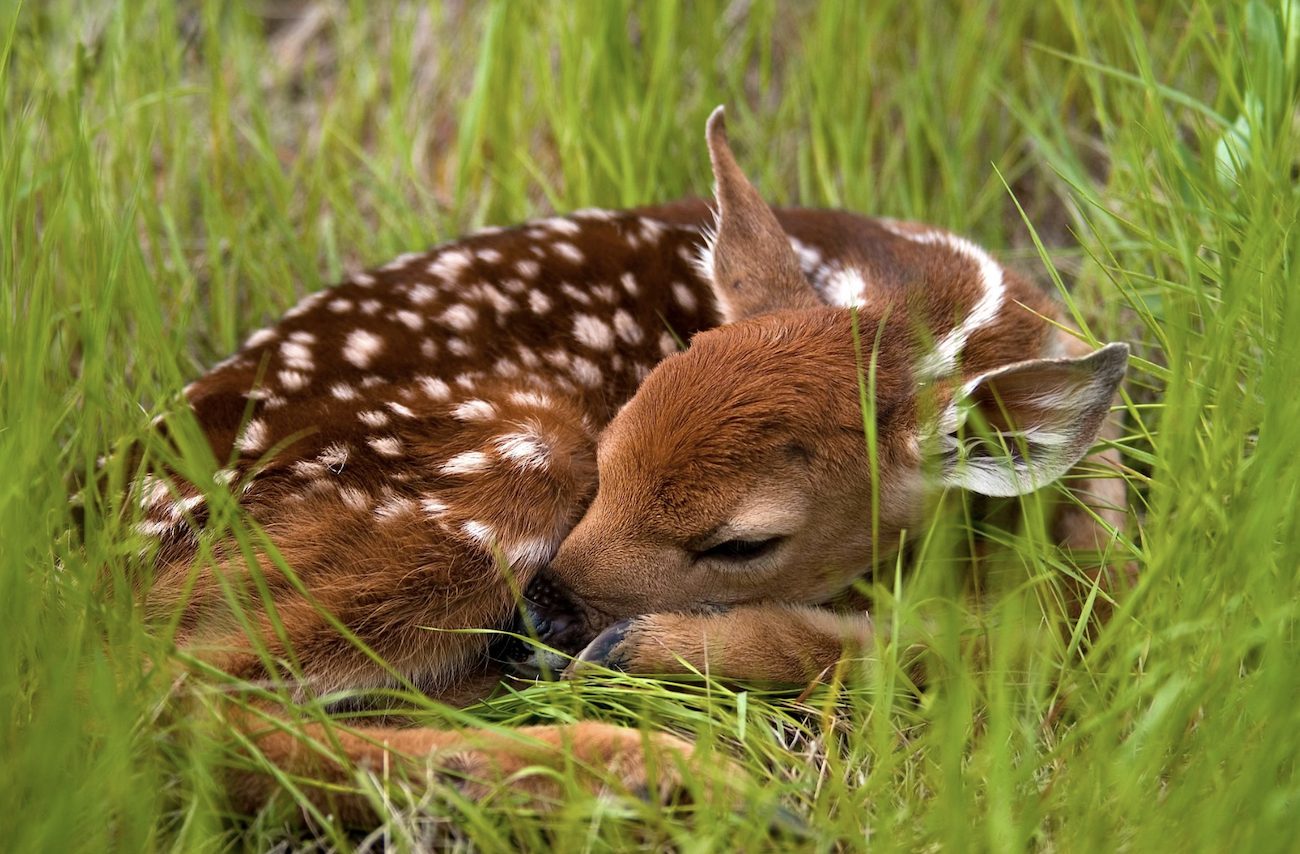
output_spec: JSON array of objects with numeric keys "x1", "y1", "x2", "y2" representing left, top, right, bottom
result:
[{"x1": 517, "y1": 571, "x2": 597, "y2": 655}]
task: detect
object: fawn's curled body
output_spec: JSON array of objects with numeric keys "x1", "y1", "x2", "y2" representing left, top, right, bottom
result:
[{"x1": 138, "y1": 109, "x2": 1130, "y2": 818}]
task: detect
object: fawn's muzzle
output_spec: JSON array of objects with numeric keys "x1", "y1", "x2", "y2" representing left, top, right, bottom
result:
[{"x1": 499, "y1": 571, "x2": 617, "y2": 678}]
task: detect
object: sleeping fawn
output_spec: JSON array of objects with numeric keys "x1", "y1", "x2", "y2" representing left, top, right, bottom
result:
[{"x1": 137, "y1": 108, "x2": 1129, "y2": 820}]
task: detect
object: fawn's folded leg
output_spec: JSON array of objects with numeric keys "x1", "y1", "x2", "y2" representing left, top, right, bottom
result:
[{"x1": 569, "y1": 604, "x2": 877, "y2": 683}]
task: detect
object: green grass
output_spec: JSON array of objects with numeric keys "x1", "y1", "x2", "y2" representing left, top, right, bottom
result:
[{"x1": 4, "y1": 0, "x2": 1299, "y2": 850}]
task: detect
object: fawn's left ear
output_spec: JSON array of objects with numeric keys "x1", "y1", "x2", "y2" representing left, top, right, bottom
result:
[
  {"x1": 702, "y1": 106, "x2": 821, "y2": 322},
  {"x1": 933, "y1": 342, "x2": 1130, "y2": 497}
]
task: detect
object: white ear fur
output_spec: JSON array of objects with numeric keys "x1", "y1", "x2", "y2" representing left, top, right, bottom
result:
[{"x1": 935, "y1": 342, "x2": 1129, "y2": 497}]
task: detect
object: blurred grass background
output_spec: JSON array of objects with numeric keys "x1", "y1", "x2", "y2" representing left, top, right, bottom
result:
[{"x1": 3, "y1": 0, "x2": 1299, "y2": 850}]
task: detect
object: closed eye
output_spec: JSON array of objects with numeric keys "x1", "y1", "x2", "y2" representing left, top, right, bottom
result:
[{"x1": 694, "y1": 536, "x2": 783, "y2": 563}]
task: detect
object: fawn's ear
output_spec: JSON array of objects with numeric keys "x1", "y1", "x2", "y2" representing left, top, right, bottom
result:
[
  {"x1": 702, "y1": 106, "x2": 820, "y2": 322},
  {"x1": 933, "y1": 342, "x2": 1129, "y2": 497}
]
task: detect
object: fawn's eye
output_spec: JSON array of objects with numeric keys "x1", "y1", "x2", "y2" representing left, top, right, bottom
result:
[{"x1": 695, "y1": 536, "x2": 783, "y2": 563}]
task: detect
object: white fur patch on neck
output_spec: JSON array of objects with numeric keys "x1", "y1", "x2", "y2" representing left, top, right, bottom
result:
[{"x1": 882, "y1": 224, "x2": 1006, "y2": 379}]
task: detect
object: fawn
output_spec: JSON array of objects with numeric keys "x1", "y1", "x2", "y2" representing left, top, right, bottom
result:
[{"x1": 138, "y1": 108, "x2": 1129, "y2": 820}]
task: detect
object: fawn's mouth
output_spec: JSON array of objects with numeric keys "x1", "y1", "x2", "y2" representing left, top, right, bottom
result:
[{"x1": 495, "y1": 571, "x2": 615, "y2": 679}]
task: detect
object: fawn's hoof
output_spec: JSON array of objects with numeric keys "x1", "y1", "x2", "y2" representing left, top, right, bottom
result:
[{"x1": 570, "y1": 617, "x2": 638, "y2": 673}]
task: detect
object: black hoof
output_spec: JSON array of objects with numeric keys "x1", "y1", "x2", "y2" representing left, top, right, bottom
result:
[{"x1": 577, "y1": 618, "x2": 635, "y2": 671}]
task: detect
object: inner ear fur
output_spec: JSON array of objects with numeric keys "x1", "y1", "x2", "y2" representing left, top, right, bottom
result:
[
  {"x1": 703, "y1": 106, "x2": 821, "y2": 322},
  {"x1": 935, "y1": 342, "x2": 1130, "y2": 497}
]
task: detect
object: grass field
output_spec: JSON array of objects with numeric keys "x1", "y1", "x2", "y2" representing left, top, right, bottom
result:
[{"x1": 4, "y1": 1, "x2": 1299, "y2": 850}]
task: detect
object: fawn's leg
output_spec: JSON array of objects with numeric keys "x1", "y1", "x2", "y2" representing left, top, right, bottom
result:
[
  {"x1": 567, "y1": 604, "x2": 882, "y2": 683},
  {"x1": 226, "y1": 709, "x2": 698, "y2": 824}
]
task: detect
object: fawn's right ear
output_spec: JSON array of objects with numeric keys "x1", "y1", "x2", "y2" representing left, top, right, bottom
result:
[
  {"x1": 701, "y1": 107, "x2": 821, "y2": 322},
  {"x1": 931, "y1": 342, "x2": 1130, "y2": 497}
]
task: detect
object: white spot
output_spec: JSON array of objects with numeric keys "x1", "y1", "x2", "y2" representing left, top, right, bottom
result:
[
  {"x1": 213, "y1": 468, "x2": 237, "y2": 487},
  {"x1": 494, "y1": 431, "x2": 550, "y2": 470},
  {"x1": 395, "y1": 309, "x2": 424, "y2": 330},
  {"x1": 439, "y1": 304, "x2": 477, "y2": 331},
  {"x1": 339, "y1": 487, "x2": 370, "y2": 512},
  {"x1": 173, "y1": 494, "x2": 205, "y2": 517},
  {"x1": 319, "y1": 443, "x2": 350, "y2": 472},
  {"x1": 138, "y1": 475, "x2": 170, "y2": 509},
  {"x1": 361, "y1": 375, "x2": 384, "y2": 388},
  {"x1": 476, "y1": 247, "x2": 503, "y2": 264},
  {"x1": 280, "y1": 340, "x2": 314, "y2": 370},
  {"x1": 244, "y1": 328, "x2": 277, "y2": 349},
  {"x1": 409, "y1": 283, "x2": 438, "y2": 305},
  {"x1": 292, "y1": 459, "x2": 327, "y2": 478},
  {"x1": 387, "y1": 401, "x2": 416, "y2": 418},
  {"x1": 545, "y1": 349, "x2": 572, "y2": 369},
  {"x1": 418, "y1": 376, "x2": 451, "y2": 400},
  {"x1": 359, "y1": 410, "x2": 389, "y2": 428},
  {"x1": 452, "y1": 399, "x2": 496, "y2": 421},
  {"x1": 504, "y1": 536, "x2": 556, "y2": 569},
  {"x1": 572, "y1": 207, "x2": 616, "y2": 220},
  {"x1": 561, "y1": 283, "x2": 592, "y2": 305},
  {"x1": 570, "y1": 356, "x2": 602, "y2": 388},
  {"x1": 620, "y1": 272, "x2": 639, "y2": 295},
  {"x1": 330, "y1": 383, "x2": 358, "y2": 401},
  {"x1": 659, "y1": 331, "x2": 679, "y2": 356},
  {"x1": 479, "y1": 284, "x2": 515, "y2": 314},
  {"x1": 516, "y1": 347, "x2": 540, "y2": 368},
  {"x1": 448, "y1": 338, "x2": 473, "y2": 357},
  {"x1": 289, "y1": 330, "x2": 317, "y2": 344},
  {"x1": 502, "y1": 277, "x2": 526, "y2": 294},
  {"x1": 825, "y1": 267, "x2": 868, "y2": 308},
  {"x1": 284, "y1": 290, "x2": 327, "y2": 319},
  {"x1": 613, "y1": 309, "x2": 644, "y2": 344},
  {"x1": 528, "y1": 290, "x2": 552, "y2": 314},
  {"x1": 493, "y1": 358, "x2": 520, "y2": 377},
  {"x1": 639, "y1": 218, "x2": 666, "y2": 242},
  {"x1": 591, "y1": 284, "x2": 616, "y2": 303},
  {"x1": 344, "y1": 329, "x2": 384, "y2": 369},
  {"x1": 516, "y1": 259, "x2": 541, "y2": 279},
  {"x1": 552, "y1": 242, "x2": 585, "y2": 264},
  {"x1": 375, "y1": 496, "x2": 417, "y2": 521},
  {"x1": 353, "y1": 272, "x2": 376, "y2": 286},
  {"x1": 454, "y1": 372, "x2": 478, "y2": 388},
  {"x1": 536, "y1": 216, "x2": 581, "y2": 235},
  {"x1": 421, "y1": 496, "x2": 448, "y2": 517},
  {"x1": 442, "y1": 450, "x2": 490, "y2": 475},
  {"x1": 508, "y1": 390, "x2": 554, "y2": 409},
  {"x1": 572, "y1": 314, "x2": 614, "y2": 350},
  {"x1": 360, "y1": 299, "x2": 382, "y2": 315},
  {"x1": 461, "y1": 520, "x2": 495, "y2": 548},
  {"x1": 788, "y1": 236, "x2": 824, "y2": 274},
  {"x1": 279, "y1": 370, "x2": 310, "y2": 391},
  {"x1": 237, "y1": 419, "x2": 269, "y2": 454},
  {"x1": 382, "y1": 252, "x2": 421, "y2": 271},
  {"x1": 368, "y1": 436, "x2": 403, "y2": 457},
  {"x1": 329, "y1": 299, "x2": 353, "y2": 313},
  {"x1": 135, "y1": 519, "x2": 172, "y2": 538},
  {"x1": 672, "y1": 283, "x2": 698, "y2": 311},
  {"x1": 428, "y1": 248, "x2": 474, "y2": 280},
  {"x1": 263, "y1": 393, "x2": 288, "y2": 409},
  {"x1": 420, "y1": 338, "x2": 438, "y2": 359}
]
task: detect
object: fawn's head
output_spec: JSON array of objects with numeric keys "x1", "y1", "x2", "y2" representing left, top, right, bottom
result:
[{"x1": 527, "y1": 108, "x2": 1128, "y2": 652}]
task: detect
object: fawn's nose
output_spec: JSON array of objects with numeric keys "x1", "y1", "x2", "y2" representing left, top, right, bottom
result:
[{"x1": 520, "y1": 571, "x2": 605, "y2": 656}]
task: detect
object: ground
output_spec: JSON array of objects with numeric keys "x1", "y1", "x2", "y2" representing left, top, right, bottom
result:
[{"x1": 3, "y1": 1, "x2": 1299, "y2": 851}]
